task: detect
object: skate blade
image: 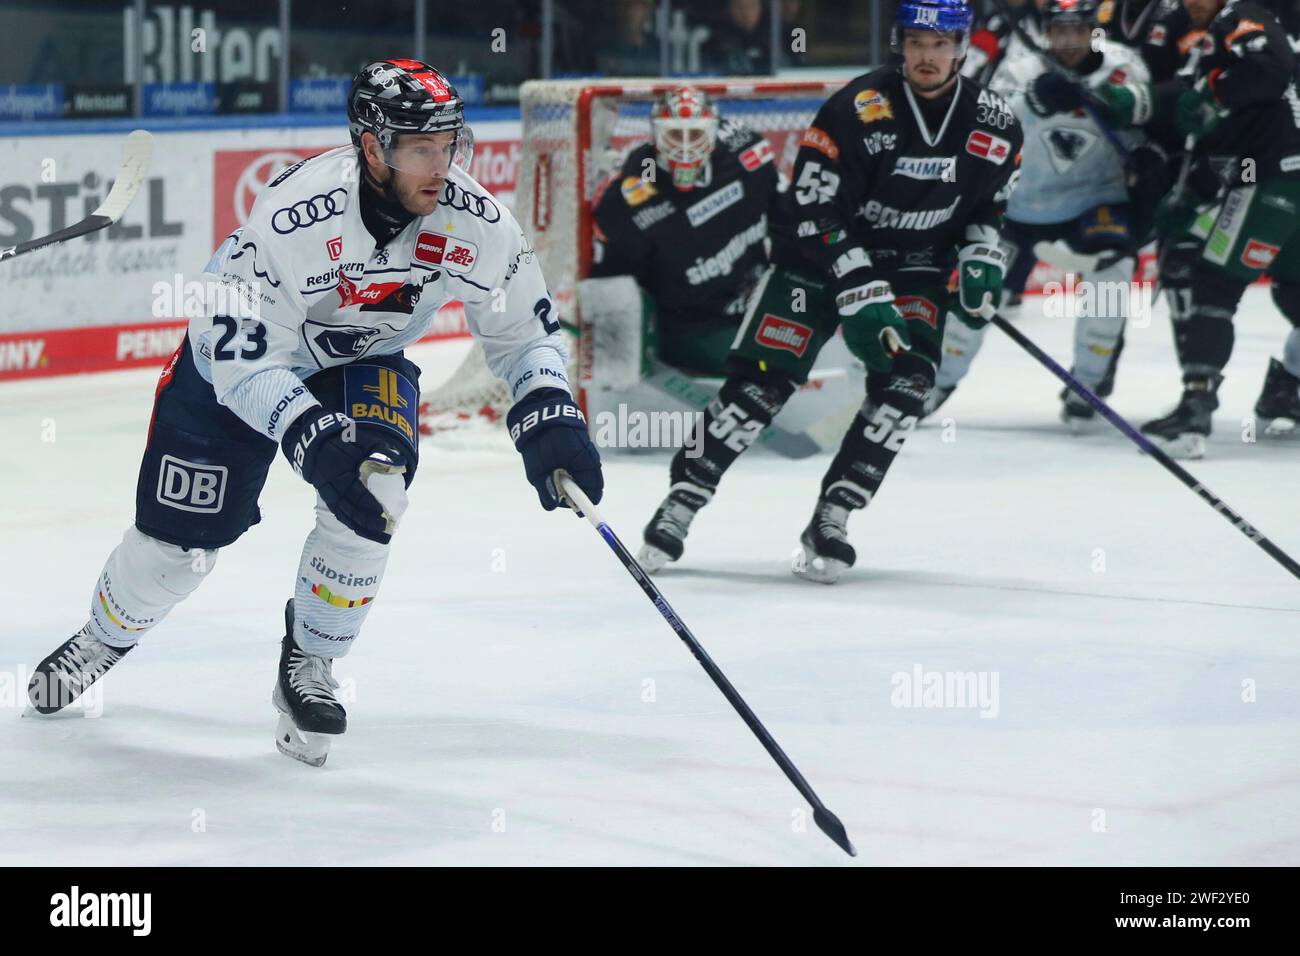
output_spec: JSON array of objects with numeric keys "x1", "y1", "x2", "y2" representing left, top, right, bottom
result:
[
  {"x1": 1263, "y1": 416, "x2": 1299, "y2": 438},
  {"x1": 792, "y1": 547, "x2": 848, "y2": 585},
  {"x1": 1150, "y1": 433, "x2": 1206, "y2": 460},
  {"x1": 637, "y1": 543, "x2": 673, "y2": 574},
  {"x1": 275, "y1": 714, "x2": 331, "y2": 768}
]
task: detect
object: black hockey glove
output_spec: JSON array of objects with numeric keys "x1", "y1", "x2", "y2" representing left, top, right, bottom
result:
[
  {"x1": 1026, "y1": 71, "x2": 1085, "y2": 117},
  {"x1": 280, "y1": 405, "x2": 406, "y2": 544},
  {"x1": 507, "y1": 388, "x2": 603, "y2": 512}
]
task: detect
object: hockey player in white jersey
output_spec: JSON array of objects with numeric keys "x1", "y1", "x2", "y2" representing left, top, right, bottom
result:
[
  {"x1": 25, "y1": 60, "x2": 604, "y2": 765},
  {"x1": 929, "y1": 0, "x2": 1150, "y2": 426}
]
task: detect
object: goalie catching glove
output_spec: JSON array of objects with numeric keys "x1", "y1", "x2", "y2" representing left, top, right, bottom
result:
[
  {"x1": 956, "y1": 228, "x2": 1009, "y2": 327},
  {"x1": 281, "y1": 406, "x2": 409, "y2": 544},
  {"x1": 507, "y1": 388, "x2": 604, "y2": 512}
]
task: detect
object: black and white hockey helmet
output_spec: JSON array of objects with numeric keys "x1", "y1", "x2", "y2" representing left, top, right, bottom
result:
[
  {"x1": 348, "y1": 59, "x2": 473, "y2": 170},
  {"x1": 1042, "y1": 0, "x2": 1102, "y2": 27}
]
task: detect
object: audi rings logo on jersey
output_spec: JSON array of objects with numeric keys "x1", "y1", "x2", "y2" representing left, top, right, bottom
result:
[
  {"x1": 438, "y1": 180, "x2": 500, "y2": 222},
  {"x1": 271, "y1": 188, "x2": 347, "y2": 234}
]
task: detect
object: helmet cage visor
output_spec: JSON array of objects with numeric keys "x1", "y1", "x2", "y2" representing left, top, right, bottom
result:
[
  {"x1": 379, "y1": 126, "x2": 474, "y2": 177},
  {"x1": 653, "y1": 116, "x2": 718, "y2": 187}
]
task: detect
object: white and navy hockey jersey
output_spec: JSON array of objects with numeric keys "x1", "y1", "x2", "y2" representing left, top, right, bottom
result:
[
  {"x1": 191, "y1": 145, "x2": 567, "y2": 442},
  {"x1": 990, "y1": 43, "x2": 1149, "y2": 224}
]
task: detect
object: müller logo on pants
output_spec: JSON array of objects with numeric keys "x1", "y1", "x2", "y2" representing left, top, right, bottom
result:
[
  {"x1": 755, "y1": 314, "x2": 813, "y2": 357},
  {"x1": 894, "y1": 295, "x2": 939, "y2": 328}
]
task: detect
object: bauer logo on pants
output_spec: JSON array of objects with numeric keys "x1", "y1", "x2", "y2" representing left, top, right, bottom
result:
[
  {"x1": 346, "y1": 365, "x2": 418, "y2": 446},
  {"x1": 156, "y1": 456, "x2": 228, "y2": 513},
  {"x1": 755, "y1": 314, "x2": 813, "y2": 357}
]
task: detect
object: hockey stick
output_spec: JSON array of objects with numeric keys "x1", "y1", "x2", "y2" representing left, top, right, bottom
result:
[
  {"x1": 988, "y1": 0, "x2": 1134, "y2": 164},
  {"x1": 991, "y1": 315, "x2": 1300, "y2": 582},
  {"x1": 0, "y1": 130, "x2": 153, "y2": 263},
  {"x1": 553, "y1": 470, "x2": 858, "y2": 857}
]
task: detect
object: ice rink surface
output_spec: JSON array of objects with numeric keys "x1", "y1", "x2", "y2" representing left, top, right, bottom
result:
[{"x1": 3, "y1": 286, "x2": 1299, "y2": 866}]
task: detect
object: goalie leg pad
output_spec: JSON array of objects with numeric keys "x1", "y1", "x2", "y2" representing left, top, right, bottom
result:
[
  {"x1": 292, "y1": 498, "x2": 395, "y2": 658},
  {"x1": 89, "y1": 525, "x2": 218, "y2": 646}
]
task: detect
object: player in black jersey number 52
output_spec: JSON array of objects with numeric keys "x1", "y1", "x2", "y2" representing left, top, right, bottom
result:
[{"x1": 640, "y1": 0, "x2": 1024, "y2": 583}]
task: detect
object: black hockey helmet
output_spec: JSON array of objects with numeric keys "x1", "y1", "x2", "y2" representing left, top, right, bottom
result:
[
  {"x1": 1042, "y1": 0, "x2": 1102, "y2": 26},
  {"x1": 347, "y1": 59, "x2": 472, "y2": 171}
]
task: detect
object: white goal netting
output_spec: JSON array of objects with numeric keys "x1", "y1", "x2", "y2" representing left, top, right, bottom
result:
[{"x1": 420, "y1": 77, "x2": 845, "y2": 436}]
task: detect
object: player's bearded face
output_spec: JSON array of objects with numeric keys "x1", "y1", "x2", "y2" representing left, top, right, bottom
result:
[
  {"x1": 1182, "y1": 0, "x2": 1221, "y2": 28},
  {"x1": 1048, "y1": 22, "x2": 1092, "y2": 68},
  {"x1": 368, "y1": 131, "x2": 458, "y2": 215},
  {"x1": 901, "y1": 31, "x2": 961, "y2": 95}
]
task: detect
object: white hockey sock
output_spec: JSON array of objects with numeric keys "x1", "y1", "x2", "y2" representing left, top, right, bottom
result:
[
  {"x1": 1071, "y1": 257, "x2": 1133, "y2": 389},
  {"x1": 89, "y1": 526, "x2": 218, "y2": 647},
  {"x1": 935, "y1": 315, "x2": 991, "y2": 391},
  {"x1": 292, "y1": 499, "x2": 392, "y2": 658},
  {"x1": 1283, "y1": 327, "x2": 1300, "y2": 380}
]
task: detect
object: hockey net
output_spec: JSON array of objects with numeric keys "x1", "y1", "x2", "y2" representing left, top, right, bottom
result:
[{"x1": 420, "y1": 77, "x2": 845, "y2": 437}]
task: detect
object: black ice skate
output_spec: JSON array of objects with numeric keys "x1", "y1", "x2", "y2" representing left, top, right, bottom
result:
[
  {"x1": 26, "y1": 623, "x2": 134, "y2": 715},
  {"x1": 638, "y1": 482, "x2": 713, "y2": 572},
  {"x1": 794, "y1": 499, "x2": 858, "y2": 585},
  {"x1": 1253, "y1": 358, "x2": 1300, "y2": 437},
  {"x1": 273, "y1": 600, "x2": 346, "y2": 767},
  {"x1": 1060, "y1": 389, "x2": 1097, "y2": 433},
  {"x1": 1140, "y1": 376, "x2": 1221, "y2": 460}
]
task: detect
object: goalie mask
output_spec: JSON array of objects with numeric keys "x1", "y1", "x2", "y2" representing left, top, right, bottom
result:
[
  {"x1": 348, "y1": 59, "x2": 474, "y2": 179},
  {"x1": 651, "y1": 87, "x2": 720, "y2": 191}
]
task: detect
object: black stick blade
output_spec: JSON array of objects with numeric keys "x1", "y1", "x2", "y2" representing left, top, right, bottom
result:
[{"x1": 814, "y1": 807, "x2": 857, "y2": 857}]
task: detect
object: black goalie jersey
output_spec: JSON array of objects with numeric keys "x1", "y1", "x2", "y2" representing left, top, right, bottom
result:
[
  {"x1": 770, "y1": 65, "x2": 1024, "y2": 284},
  {"x1": 590, "y1": 118, "x2": 780, "y2": 324}
]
